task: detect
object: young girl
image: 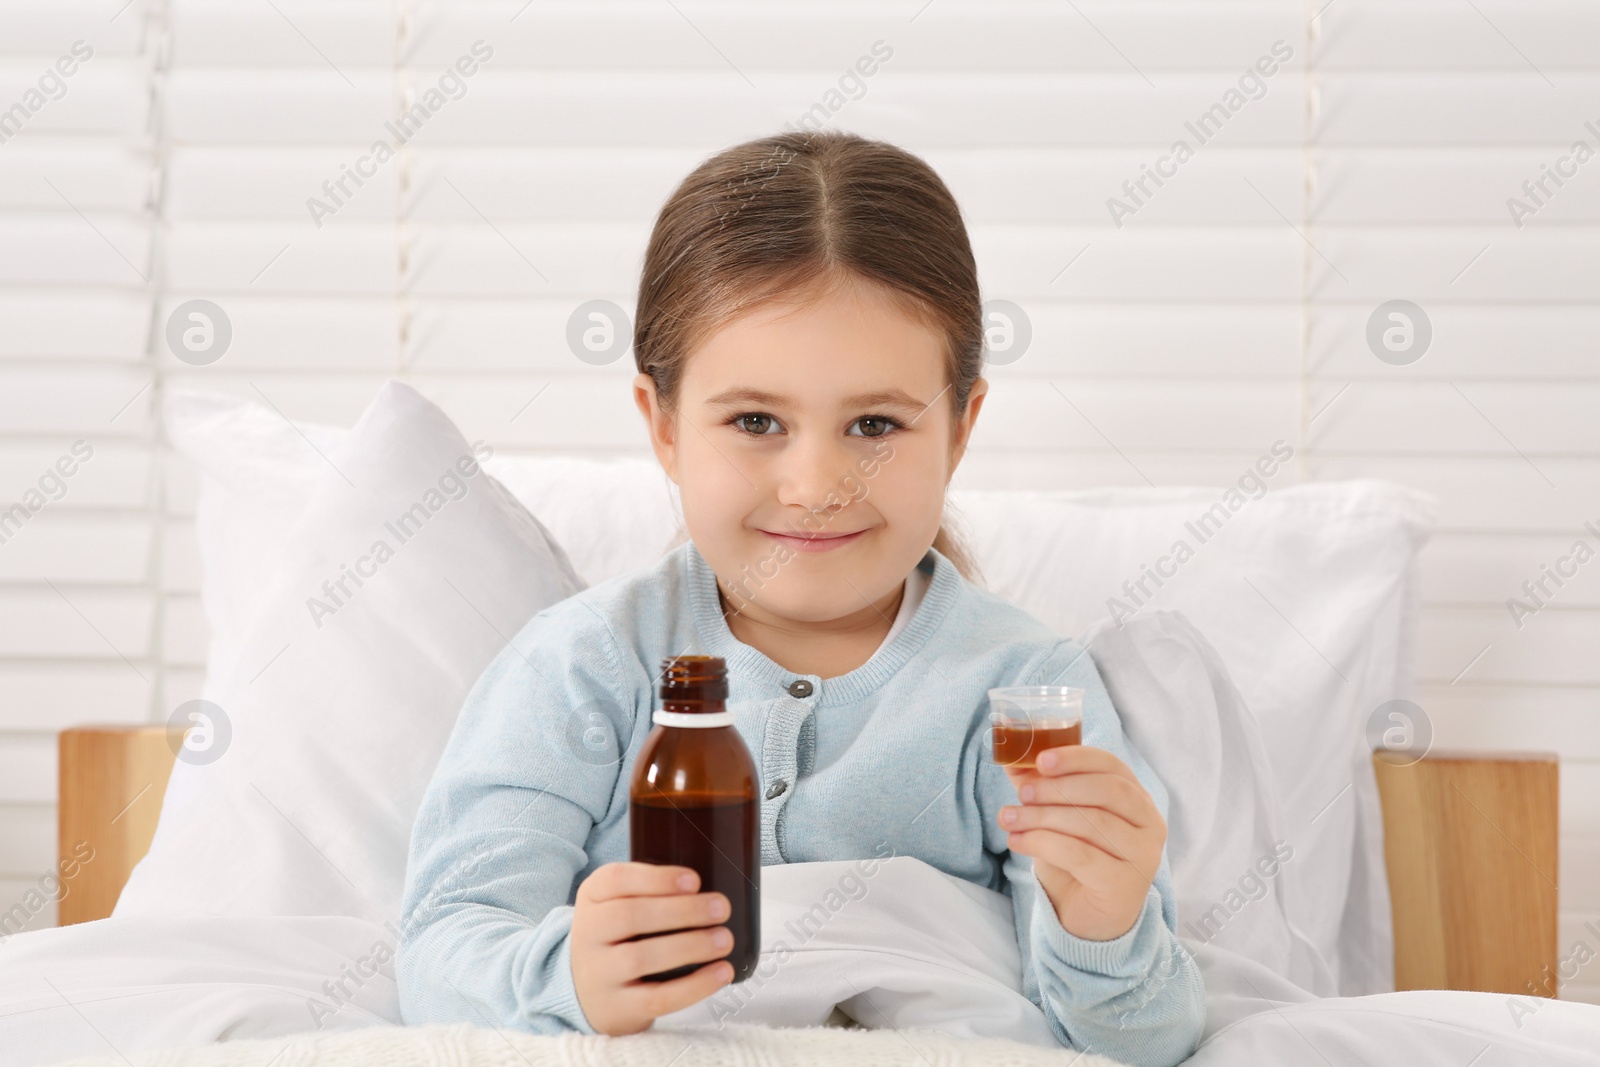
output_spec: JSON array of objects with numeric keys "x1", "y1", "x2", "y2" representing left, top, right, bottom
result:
[{"x1": 397, "y1": 130, "x2": 1205, "y2": 1067}]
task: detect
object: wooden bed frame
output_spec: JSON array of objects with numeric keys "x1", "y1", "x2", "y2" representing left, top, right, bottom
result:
[{"x1": 56, "y1": 727, "x2": 1560, "y2": 998}]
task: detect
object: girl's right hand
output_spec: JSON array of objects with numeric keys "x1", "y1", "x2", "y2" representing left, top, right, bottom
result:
[{"x1": 570, "y1": 862, "x2": 735, "y2": 1035}]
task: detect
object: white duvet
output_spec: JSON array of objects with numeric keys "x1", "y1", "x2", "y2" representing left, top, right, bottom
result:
[{"x1": 2, "y1": 858, "x2": 1596, "y2": 1067}]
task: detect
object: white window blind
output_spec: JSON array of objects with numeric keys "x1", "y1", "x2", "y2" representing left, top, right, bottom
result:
[{"x1": 0, "y1": 0, "x2": 157, "y2": 931}]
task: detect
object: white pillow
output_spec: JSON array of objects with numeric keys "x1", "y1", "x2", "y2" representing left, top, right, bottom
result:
[
  {"x1": 164, "y1": 389, "x2": 345, "y2": 687},
  {"x1": 163, "y1": 402, "x2": 677, "y2": 673},
  {"x1": 952, "y1": 483, "x2": 1435, "y2": 997},
  {"x1": 478, "y1": 455, "x2": 683, "y2": 586},
  {"x1": 117, "y1": 381, "x2": 584, "y2": 920},
  {"x1": 1084, "y1": 610, "x2": 1337, "y2": 997}
]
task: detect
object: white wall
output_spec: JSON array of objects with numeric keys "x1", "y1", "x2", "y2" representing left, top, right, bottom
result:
[{"x1": 0, "y1": 0, "x2": 1595, "y2": 1002}]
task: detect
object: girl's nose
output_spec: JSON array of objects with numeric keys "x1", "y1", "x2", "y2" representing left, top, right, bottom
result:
[{"x1": 773, "y1": 435, "x2": 856, "y2": 518}]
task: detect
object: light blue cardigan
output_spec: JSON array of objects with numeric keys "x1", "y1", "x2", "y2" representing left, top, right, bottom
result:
[{"x1": 397, "y1": 538, "x2": 1205, "y2": 1067}]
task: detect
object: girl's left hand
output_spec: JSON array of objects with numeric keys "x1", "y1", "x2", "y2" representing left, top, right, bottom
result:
[{"x1": 998, "y1": 744, "x2": 1166, "y2": 942}]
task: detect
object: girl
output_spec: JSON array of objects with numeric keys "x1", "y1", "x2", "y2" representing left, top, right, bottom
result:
[{"x1": 397, "y1": 130, "x2": 1205, "y2": 1067}]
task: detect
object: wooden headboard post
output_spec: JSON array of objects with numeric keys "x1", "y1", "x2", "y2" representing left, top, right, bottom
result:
[
  {"x1": 1372, "y1": 748, "x2": 1559, "y2": 998},
  {"x1": 56, "y1": 725, "x2": 184, "y2": 926}
]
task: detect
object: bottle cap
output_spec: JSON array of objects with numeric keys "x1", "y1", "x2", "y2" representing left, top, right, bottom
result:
[{"x1": 659, "y1": 655, "x2": 729, "y2": 705}]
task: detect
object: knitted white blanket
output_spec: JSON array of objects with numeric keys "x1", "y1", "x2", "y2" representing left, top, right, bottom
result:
[{"x1": 54, "y1": 1022, "x2": 1131, "y2": 1067}]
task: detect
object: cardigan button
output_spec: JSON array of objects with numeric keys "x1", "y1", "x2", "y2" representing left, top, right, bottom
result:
[
  {"x1": 766, "y1": 780, "x2": 788, "y2": 800},
  {"x1": 787, "y1": 679, "x2": 813, "y2": 698}
]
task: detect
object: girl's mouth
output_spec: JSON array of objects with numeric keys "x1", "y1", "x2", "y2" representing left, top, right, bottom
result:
[{"x1": 759, "y1": 527, "x2": 869, "y2": 553}]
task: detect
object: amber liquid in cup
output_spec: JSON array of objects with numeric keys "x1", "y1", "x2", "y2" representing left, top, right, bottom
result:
[
  {"x1": 989, "y1": 685, "x2": 1085, "y2": 772},
  {"x1": 628, "y1": 655, "x2": 760, "y2": 984},
  {"x1": 992, "y1": 719, "x2": 1082, "y2": 770}
]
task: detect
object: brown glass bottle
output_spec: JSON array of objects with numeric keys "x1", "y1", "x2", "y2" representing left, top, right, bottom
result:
[{"x1": 628, "y1": 655, "x2": 760, "y2": 983}]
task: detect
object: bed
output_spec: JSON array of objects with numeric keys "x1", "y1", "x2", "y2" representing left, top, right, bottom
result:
[{"x1": 6, "y1": 380, "x2": 1597, "y2": 1067}]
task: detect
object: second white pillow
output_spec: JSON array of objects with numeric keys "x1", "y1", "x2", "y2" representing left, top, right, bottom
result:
[{"x1": 119, "y1": 381, "x2": 584, "y2": 921}]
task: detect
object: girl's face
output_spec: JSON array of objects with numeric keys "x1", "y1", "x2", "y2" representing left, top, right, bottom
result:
[{"x1": 634, "y1": 279, "x2": 987, "y2": 627}]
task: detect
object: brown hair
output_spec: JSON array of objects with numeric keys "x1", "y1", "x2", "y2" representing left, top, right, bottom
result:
[{"x1": 634, "y1": 129, "x2": 986, "y2": 585}]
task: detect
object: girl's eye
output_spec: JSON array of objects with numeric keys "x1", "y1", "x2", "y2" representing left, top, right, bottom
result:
[
  {"x1": 727, "y1": 412, "x2": 902, "y2": 438},
  {"x1": 731, "y1": 413, "x2": 782, "y2": 436},
  {"x1": 848, "y1": 415, "x2": 901, "y2": 439}
]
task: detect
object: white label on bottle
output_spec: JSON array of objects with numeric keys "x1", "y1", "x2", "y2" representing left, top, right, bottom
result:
[{"x1": 652, "y1": 709, "x2": 735, "y2": 728}]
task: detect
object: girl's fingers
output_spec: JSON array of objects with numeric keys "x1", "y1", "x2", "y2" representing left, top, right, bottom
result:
[
  {"x1": 1008, "y1": 771, "x2": 1157, "y2": 827},
  {"x1": 608, "y1": 925, "x2": 734, "y2": 987},
  {"x1": 1003, "y1": 803, "x2": 1147, "y2": 864},
  {"x1": 596, "y1": 890, "x2": 731, "y2": 943},
  {"x1": 580, "y1": 861, "x2": 702, "y2": 905},
  {"x1": 1022, "y1": 743, "x2": 1137, "y2": 781},
  {"x1": 621, "y1": 956, "x2": 735, "y2": 1020},
  {"x1": 1009, "y1": 827, "x2": 1124, "y2": 887}
]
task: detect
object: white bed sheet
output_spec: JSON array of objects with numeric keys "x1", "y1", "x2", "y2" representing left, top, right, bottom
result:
[
  {"x1": 2, "y1": 858, "x2": 1596, "y2": 1067},
  {"x1": 0, "y1": 914, "x2": 397, "y2": 1067},
  {"x1": 1189, "y1": 940, "x2": 1600, "y2": 1065}
]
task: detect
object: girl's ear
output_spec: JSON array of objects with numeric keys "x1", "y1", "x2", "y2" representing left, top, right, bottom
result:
[
  {"x1": 633, "y1": 372, "x2": 680, "y2": 482},
  {"x1": 947, "y1": 376, "x2": 989, "y2": 473}
]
